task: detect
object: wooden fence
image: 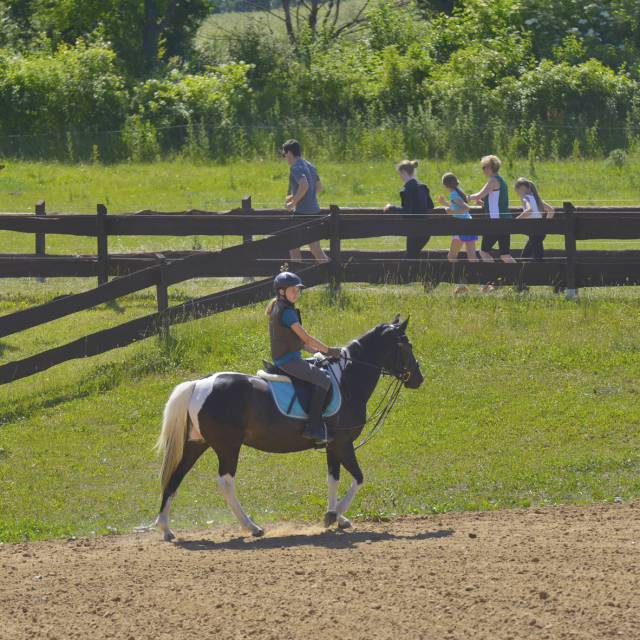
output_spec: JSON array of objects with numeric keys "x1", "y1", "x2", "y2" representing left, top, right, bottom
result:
[{"x1": 2, "y1": 199, "x2": 640, "y2": 385}]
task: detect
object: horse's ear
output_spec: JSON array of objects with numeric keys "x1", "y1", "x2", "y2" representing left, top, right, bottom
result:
[
  {"x1": 391, "y1": 313, "x2": 401, "y2": 325},
  {"x1": 398, "y1": 317, "x2": 409, "y2": 333}
]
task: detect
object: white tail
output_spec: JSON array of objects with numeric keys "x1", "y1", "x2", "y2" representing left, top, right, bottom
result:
[{"x1": 156, "y1": 380, "x2": 197, "y2": 492}]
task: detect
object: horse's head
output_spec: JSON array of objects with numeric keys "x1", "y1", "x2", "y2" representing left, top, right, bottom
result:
[{"x1": 378, "y1": 314, "x2": 424, "y2": 389}]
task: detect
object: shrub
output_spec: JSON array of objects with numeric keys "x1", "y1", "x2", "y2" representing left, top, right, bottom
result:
[
  {"x1": 502, "y1": 59, "x2": 639, "y2": 156},
  {"x1": 0, "y1": 39, "x2": 127, "y2": 160},
  {"x1": 130, "y1": 63, "x2": 254, "y2": 159},
  {"x1": 606, "y1": 148, "x2": 627, "y2": 168}
]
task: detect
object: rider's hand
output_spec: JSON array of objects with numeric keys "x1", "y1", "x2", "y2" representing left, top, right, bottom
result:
[{"x1": 326, "y1": 347, "x2": 342, "y2": 359}]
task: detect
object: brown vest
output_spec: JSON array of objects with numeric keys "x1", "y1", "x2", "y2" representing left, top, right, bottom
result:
[{"x1": 269, "y1": 298, "x2": 304, "y2": 362}]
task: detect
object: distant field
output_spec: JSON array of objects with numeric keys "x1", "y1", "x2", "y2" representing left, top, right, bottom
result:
[{"x1": 197, "y1": 0, "x2": 368, "y2": 46}]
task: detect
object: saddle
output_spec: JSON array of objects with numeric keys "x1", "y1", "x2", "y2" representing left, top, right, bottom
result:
[{"x1": 257, "y1": 357, "x2": 342, "y2": 421}]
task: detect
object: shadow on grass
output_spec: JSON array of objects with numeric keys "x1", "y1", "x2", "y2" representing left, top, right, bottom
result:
[
  {"x1": 175, "y1": 527, "x2": 454, "y2": 552},
  {"x1": 105, "y1": 299, "x2": 126, "y2": 314},
  {"x1": 0, "y1": 341, "x2": 19, "y2": 358}
]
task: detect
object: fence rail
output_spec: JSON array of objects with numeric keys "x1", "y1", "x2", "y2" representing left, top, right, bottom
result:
[{"x1": 3, "y1": 199, "x2": 640, "y2": 385}]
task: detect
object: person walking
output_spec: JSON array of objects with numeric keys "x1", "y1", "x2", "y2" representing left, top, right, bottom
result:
[
  {"x1": 469, "y1": 154, "x2": 515, "y2": 293},
  {"x1": 515, "y1": 177, "x2": 555, "y2": 262},
  {"x1": 437, "y1": 172, "x2": 478, "y2": 295},
  {"x1": 384, "y1": 160, "x2": 435, "y2": 259},
  {"x1": 469, "y1": 155, "x2": 515, "y2": 265},
  {"x1": 282, "y1": 139, "x2": 328, "y2": 263}
]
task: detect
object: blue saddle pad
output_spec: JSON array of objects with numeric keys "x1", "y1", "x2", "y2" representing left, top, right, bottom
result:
[{"x1": 268, "y1": 372, "x2": 341, "y2": 420}]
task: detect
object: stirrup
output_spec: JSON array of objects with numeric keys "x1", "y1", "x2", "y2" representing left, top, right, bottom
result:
[{"x1": 302, "y1": 421, "x2": 333, "y2": 444}]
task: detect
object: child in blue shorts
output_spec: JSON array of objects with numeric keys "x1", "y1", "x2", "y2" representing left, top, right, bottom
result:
[{"x1": 438, "y1": 173, "x2": 478, "y2": 295}]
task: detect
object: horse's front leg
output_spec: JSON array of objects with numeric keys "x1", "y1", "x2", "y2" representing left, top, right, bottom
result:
[
  {"x1": 324, "y1": 448, "x2": 340, "y2": 527},
  {"x1": 333, "y1": 443, "x2": 364, "y2": 530}
]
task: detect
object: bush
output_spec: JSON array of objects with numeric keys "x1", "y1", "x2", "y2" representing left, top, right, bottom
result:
[
  {"x1": 606, "y1": 148, "x2": 627, "y2": 168},
  {"x1": 0, "y1": 39, "x2": 128, "y2": 160},
  {"x1": 2, "y1": 0, "x2": 640, "y2": 162},
  {"x1": 502, "y1": 59, "x2": 639, "y2": 156},
  {"x1": 130, "y1": 64, "x2": 254, "y2": 159},
  {"x1": 121, "y1": 115, "x2": 160, "y2": 163}
]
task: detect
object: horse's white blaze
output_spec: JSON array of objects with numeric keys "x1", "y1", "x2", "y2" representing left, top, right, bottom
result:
[
  {"x1": 217, "y1": 474, "x2": 261, "y2": 534},
  {"x1": 336, "y1": 479, "x2": 362, "y2": 516},
  {"x1": 328, "y1": 474, "x2": 339, "y2": 513}
]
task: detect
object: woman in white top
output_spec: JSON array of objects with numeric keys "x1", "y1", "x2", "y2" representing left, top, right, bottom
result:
[{"x1": 515, "y1": 178, "x2": 555, "y2": 261}]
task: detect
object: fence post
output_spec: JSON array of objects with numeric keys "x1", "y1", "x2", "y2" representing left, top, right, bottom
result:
[
  {"x1": 155, "y1": 254, "x2": 170, "y2": 339},
  {"x1": 241, "y1": 195, "x2": 252, "y2": 244},
  {"x1": 329, "y1": 204, "x2": 342, "y2": 292},
  {"x1": 564, "y1": 201, "x2": 578, "y2": 300},
  {"x1": 96, "y1": 203, "x2": 109, "y2": 286},
  {"x1": 242, "y1": 195, "x2": 254, "y2": 282},
  {"x1": 35, "y1": 200, "x2": 46, "y2": 283}
]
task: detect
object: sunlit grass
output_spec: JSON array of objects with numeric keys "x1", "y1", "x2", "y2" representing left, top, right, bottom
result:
[
  {"x1": 1, "y1": 286, "x2": 639, "y2": 543},
  {"x1": 2, "y1": 158, "x2": 640, "y2": 543}
]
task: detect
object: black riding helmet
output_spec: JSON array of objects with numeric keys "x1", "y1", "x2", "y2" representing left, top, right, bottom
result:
[{"x1": 273, "y1": 271, "x2": 304, "y2": 291}]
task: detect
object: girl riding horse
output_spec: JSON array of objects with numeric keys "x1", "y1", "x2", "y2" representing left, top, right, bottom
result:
[
  {"x1": 155, "y1": 299, "x2": 423, "y2": 540},
  {"x1": 267, "y1": 271, "x2": 342, "y2": 445}
]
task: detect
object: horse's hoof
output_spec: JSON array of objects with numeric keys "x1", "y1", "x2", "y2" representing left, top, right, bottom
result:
[
  {"x1": 251, "y1": 527, "x2": 265, "y2": 538},
  {"x1": 324, "y1": 511, "x2": 338, "y2": 527},
  {"x1": 163, "y1": 529, "x2": 176, "y2": 542},
  {"x1": 337, "y1": 516, "x2": 352, "y2": 530}
]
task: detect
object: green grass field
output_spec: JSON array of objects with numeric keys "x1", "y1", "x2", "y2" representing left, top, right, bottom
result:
[
  {"x1": 1, "y1": 157, "x2": 639, "y2": 258},
  {"x1": 1, "y1": 158, "x2": 640, "y2": 543},
  {"x1": 1, "y1": 287, "x2": 640, "y2": 543}
]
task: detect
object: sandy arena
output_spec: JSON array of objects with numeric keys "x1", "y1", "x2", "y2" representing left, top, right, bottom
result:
[{"x1": 1, "y1": 502, "x2": 638, "y2": 640}]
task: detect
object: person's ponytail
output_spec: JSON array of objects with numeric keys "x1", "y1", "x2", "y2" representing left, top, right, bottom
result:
[
  {"x1": 265, "y1": 297, "x2": 277, "y2": 316},
  {"x1": 528, "y1": 182, "x2": 544, "y2": 212}
]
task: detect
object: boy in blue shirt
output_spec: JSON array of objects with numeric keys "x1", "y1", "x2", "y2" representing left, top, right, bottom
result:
[{"x1": 282, "y1": 139, "x2": 329, "y2": 264}]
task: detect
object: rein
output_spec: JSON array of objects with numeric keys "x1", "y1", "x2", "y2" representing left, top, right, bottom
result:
[
  {"x1": 319, "y1": 342, "x2": 411, "y2": 450},
  {"x1": 353, "y1": 377, "x2": 403, "y2": 451}
]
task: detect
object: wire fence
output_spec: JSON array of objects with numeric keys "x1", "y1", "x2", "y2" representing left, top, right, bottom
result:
[{"x1": 1, "y1": 117, "x2": 638, "y2": 164}]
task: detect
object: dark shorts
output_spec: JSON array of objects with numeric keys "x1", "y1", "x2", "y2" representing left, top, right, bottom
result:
[{"x1": 481, "y1": 234, "x2": 511, "y2": 256}]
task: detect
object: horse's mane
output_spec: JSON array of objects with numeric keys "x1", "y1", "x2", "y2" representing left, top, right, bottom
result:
[{"x1": 347, "y1": 323, "x2": 390, "y2": 354}]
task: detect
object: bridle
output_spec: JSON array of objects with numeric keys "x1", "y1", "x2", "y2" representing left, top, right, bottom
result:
[
  {"x1": 339, "y1": 339, "x2": 416, "y2": 383},
  {"x1": 321, "y1": 338, "x2": 419, "y2": 449}
]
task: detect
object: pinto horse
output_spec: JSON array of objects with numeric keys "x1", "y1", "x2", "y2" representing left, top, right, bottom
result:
[{"x1": 155, "y1": 316, "x2": 423, "y2": 540}]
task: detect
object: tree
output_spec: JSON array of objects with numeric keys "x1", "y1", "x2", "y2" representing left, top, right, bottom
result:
[
  {"x1": 0, "y1": 0, "x2": 210, "y2": 76},
  {"x1": 415, "y1": 0, "x2": 458, "y2": 16},
  {"x1": 142, "y1": 0, "x2": 210, "y2": 73},
  {"x1": 251, "y1": 0, "x2": 373, "y2": 45},
  {"x1": 0, "y1": 0, "x2": 37, "y2": 47}
]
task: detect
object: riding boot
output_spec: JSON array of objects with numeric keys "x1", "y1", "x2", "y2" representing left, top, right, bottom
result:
[{"x1": 302, "y1": 385, "x2": 334, "y2": 444}]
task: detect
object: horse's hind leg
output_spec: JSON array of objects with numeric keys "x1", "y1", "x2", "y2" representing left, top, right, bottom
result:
[
  {"x1": 215, "y1": 447, "x2": 264, "y2": 537},
  {"x1": 156, "y1": 440, "x2": 209, "y2": 541}
]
